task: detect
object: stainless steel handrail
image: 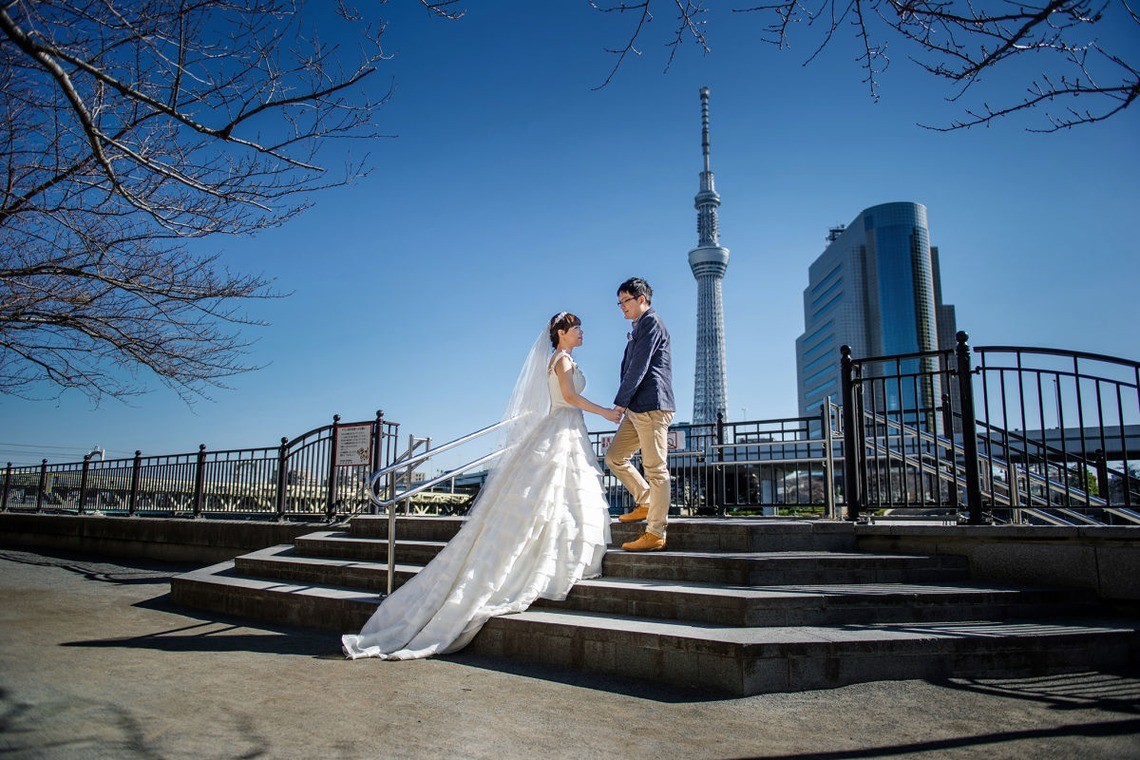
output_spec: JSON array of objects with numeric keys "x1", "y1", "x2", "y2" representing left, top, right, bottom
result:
[
  {"x1": 367, "y1": 418, "x2": 513, "y2": 487},
  {"x1": 365, "y1": 418, "x2": 514, "y2": 595},
  {"x1": 372, "y1": 449, "x2": 505, "y2": 511}
]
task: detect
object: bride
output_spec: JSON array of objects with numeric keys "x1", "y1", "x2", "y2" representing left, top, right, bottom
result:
[{"x1": 342, "y1": 312, "x2": 622, "y2": 660}]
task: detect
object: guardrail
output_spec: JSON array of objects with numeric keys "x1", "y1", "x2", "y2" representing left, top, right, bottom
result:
[
  {"x1": 587, "y1": 402, "x2": 842, "y2": 518},
  {"x1": 1, "y1": 411, "x2": 399, "y2": 520},
  {"x1": 841, "y1": 332, "x2": 1139, "y2": 525},
  {"x1": 8, "y1": 333, "x2": 1135, "y2": 530},
  {"x1": 365, "y1": 419, "x2": 512, "y2": 594}
]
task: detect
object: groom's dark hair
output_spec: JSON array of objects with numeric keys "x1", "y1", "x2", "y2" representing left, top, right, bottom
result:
[{"x1": 617, "y1": 277, "x2": 652, "y2": 304}]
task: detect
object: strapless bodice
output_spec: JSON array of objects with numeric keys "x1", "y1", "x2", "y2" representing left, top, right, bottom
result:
[{"x1": 548, "y1": 351, "x2": 585, "y2": 411}]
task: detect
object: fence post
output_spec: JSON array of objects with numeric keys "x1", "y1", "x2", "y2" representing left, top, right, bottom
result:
[
  {"x1": 35, "y1": 459, "x2": 47, "y2": 512},
  {"x1": 955, "y1": 332, "x2": 985, "y2": 524},
  {"x1": 821, "y1": 400, "x2": 836, "y2": 520},
  {"x1": 371, "y1": 410, "x2": 385, "y2": 516},
  {"x1": 840, "y1": 346, "x2": 862, "y2": 521},
  {"x1": 326, "y1": 414, "x2": 340, "y2": 521},
  {"x1": 193, "y1": 444, "x2": 207, "y2": 518},
  {"x1": 129, "y1": 450, "x2": 142, "y2": 516},
  {"x1": 372, "y1": 410, "x2": 385, "y2": 472},
  {"x1": 78, "y1": 454, "x2": 91, "y2": 515},
  {"x1": 1095, "y1": 449, "x2": 1109, "y2": 508},
  {"x1": 715, "y1": 412, "x2": 725, "y2": 516},
  {"x1": 940, "y1": 393, "x2": 959, "y2": 509},
  {"x1": 940, "y1": 393, "x2": 954, "y2": 447},
  {"x1": 2, "y1": 462, "x2": 11, "y2": 511},
  {"x1": 276, "y1": 437, "x2": 288, "y2": 520}
]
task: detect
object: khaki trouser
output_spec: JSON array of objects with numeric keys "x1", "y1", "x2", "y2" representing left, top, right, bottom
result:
[{"x1": 604, "y1": 409, "x2": 674, "y2": 539}]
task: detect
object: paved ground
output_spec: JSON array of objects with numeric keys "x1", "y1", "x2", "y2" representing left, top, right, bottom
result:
[{"x1": 2, "y1": 547, "x2": 1139, "y2": 759}]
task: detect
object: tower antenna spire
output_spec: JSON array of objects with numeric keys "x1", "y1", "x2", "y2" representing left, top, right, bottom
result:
[
  {"x1": 688, "y1": 86, "x2": 730, "y2": 425},
  {"x1": 701, "y1": 86, "x2": 711, "y2": 174}
]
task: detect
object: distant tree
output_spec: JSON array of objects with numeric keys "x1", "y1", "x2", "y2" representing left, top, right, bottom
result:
[
  {"x1": 1069, "y1": 463, "x2": 1099, "y2": 496},
  {"x1": 0, "y1": 1, "x2": 453, "y2": 403},
  {"x1": 588, "y1": 0, "x2": 1139, "y2": 131},
  {"x1": 1109, "y1": 462, "x2": 1140, "y2": 503}
]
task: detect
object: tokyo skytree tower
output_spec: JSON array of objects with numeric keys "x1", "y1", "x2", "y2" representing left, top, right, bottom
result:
[{"x1": 689, "y1": 86, "x2": 729, "y2": 425}]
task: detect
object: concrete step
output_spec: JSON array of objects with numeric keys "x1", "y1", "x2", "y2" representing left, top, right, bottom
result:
[
  {"x1": 235, "y1": 545, "x2": 420, "y2": 592},
  {"x1": 169, "y1": 565, "x2": 1140, "y2": 696},
  {"x1": 294, "y1": 531, "x2": 446, "y2": 564},
  {"x1": 602, "y1": 549, "x2": 970, "y2": 585},
  {"x1": 346, "y1": 515, "x2": 466, "y2": 542},
  {"x1": 547, "y1": 578, "x2": 1087, "y2": 627},
  {"x1": 231, "y1": 546, "x2": 1079, "y2": 628},
  {"x1": 172, "y1": 560, "x2": 377, "y2": 634},
  {"x1": 472, "y1": 609, "x2": 1140, "y2": 696},
  {"x1": 294, "y1": 531, "x2": 968, "y2": 586},
  {"x1": 609, "y1": 518, "x2": 857, "y2": 552},
  {"x1": 348, "y1": 515, "x2": 858, "y2": 553}
]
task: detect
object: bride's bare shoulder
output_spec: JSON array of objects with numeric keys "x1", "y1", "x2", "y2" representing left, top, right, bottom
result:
[{"x1": 548, "y1": 351, "x2": 574, "y2": 373}]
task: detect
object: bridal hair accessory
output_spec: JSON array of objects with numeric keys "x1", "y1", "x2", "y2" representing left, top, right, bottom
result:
[{"x1": 551, "y1": 311, "x2": 568, "y2": 325}]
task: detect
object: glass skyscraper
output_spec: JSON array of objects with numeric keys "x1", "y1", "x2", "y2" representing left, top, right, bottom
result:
[{"x1": 795, "y1": 202, "x2": 956, "y2": 418}]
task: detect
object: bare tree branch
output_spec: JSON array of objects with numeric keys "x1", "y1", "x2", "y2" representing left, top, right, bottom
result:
[
  {"x1": 589, "y1": 1, "x2": 655, "y2": 90},
  {"x1": 420, "y1": 0, "x2": 467, "y2": 20},
  {"x1": 0, "y1": 1, "x2": 395, "y2": 403},
  {"x1": 664, "y1": 1, "x2": 712, "y2": 74},
  {"x1": 588, "y1": 0, "x2": 1140, "y2": 130}
]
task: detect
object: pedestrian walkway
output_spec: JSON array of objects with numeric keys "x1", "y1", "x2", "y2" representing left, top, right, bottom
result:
[{"x1": 2, "y1": 547, "x2": 1139, "y2": 759}]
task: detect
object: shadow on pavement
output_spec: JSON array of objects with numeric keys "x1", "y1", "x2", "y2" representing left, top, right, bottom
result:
[
  {"x1": 939, "y1": 670, "x2": 1140, "y2": 715},
  {"x1": 736, "y1": 672, "x2": 1140, "y2": 760},
  {"x1": 0, "y1": 547, "x2": 196, "y2": 585},
  {"x1": 59, "y1": 627, "x2": 333, "y2": 657},
  {"x1": 444, "y1": 651, "x2": 729, "y2": 703},
  {"x1": 740, "y1": 717, "x2": 1140, "y2": 759},
  {"x1": 59, "y1": 610, "x2": 340, "y2": 657}
]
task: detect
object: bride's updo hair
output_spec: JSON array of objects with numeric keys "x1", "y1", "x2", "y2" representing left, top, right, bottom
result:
[{"x1": 549, "y1": 311, "x2": 581, "y2": 349}]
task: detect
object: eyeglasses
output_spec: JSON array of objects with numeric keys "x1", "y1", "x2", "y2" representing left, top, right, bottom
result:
[{"x1": 617, "y1": 296, "x2": 637, "y2": 307}]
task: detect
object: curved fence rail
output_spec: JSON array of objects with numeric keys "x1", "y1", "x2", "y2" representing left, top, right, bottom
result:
[
  {"x1": 841, "y1": 332, "x2": 1139, "y2": 525},
  {"x1": 974, "y1": 345, "x2": 1139, "y2": 522},
  {"x1": 1, "y1": 411, "x2": 399, "y2": 520}
]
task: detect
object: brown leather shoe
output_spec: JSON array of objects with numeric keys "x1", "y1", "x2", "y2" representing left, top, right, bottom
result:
[
  {"x1": 617, "y1": 505, "x2": 649, "y2": 523},
  {"x1": 621, "y1": 531, "x2": 665, "y2": 552}
]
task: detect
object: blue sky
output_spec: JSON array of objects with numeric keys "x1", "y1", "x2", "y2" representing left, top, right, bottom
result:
[{"x1": 2, "y1": 2, "x2": 1138, "y2": 469}]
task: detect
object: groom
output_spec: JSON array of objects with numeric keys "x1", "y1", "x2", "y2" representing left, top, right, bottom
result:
[{"x1": 606, "y1": 277, "x2": 675, "y2": 552}]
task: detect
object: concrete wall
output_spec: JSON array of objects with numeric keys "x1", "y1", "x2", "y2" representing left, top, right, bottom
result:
[
  {"x1": 856, "y1": 524, "x2": 1140, "y2": 602},
  {"x1": 0, "y1": 512, "x2": 324, "y2": 564}
]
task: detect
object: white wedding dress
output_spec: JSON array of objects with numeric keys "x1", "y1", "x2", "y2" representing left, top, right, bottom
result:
[{"x1": 341, "y1": 349, "x2": 612, "y2": 660}]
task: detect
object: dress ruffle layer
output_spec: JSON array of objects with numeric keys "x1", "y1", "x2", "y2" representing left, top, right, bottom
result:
[{"x1": 341, "y1": 406, "x2": 611, "y2": 660}]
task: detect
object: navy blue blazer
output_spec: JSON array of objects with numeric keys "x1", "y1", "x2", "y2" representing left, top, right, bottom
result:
[{"x1": 614, "y1": 308, "x2": 675, "y2": 413}]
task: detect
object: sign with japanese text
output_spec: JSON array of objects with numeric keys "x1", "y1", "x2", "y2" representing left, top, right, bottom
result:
[{"x1": 335, "y1": 423, "x2": 372, "y2": 467}]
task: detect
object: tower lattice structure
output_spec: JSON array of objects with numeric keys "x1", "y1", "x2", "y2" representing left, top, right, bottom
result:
[{"x1": 689, "y1": 86, "x2": 730, "y2": 425}]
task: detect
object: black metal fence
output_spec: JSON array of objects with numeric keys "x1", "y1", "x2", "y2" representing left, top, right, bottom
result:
[
  {"x1": 1, "y1": 412, "x2": 400, "y2": 520},
  {"x1": 840, "y1": 342, "x2": 975, "y2": 521},
  {"x1": 6, "y1": 333, "x2": 1136, "y2": 528},
  {"x1": 842, "y1": 332, "x2": 1140, "y2": 525},
  {"x1": 974, "y1": 344, "x2": 1139, "y2": 523},
  {"x1": 588, "y1": 403, "x2": 841, "y2": 518}
]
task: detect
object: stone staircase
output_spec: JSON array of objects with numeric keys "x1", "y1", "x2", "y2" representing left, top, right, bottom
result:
[{"x1": 170, "y1": 516, "x2": 1139, "y2": 695}]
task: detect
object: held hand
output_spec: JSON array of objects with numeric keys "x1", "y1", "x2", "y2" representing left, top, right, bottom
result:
[{"x1": 602, "y1": 407, "x2": 623, "y2": 424}]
